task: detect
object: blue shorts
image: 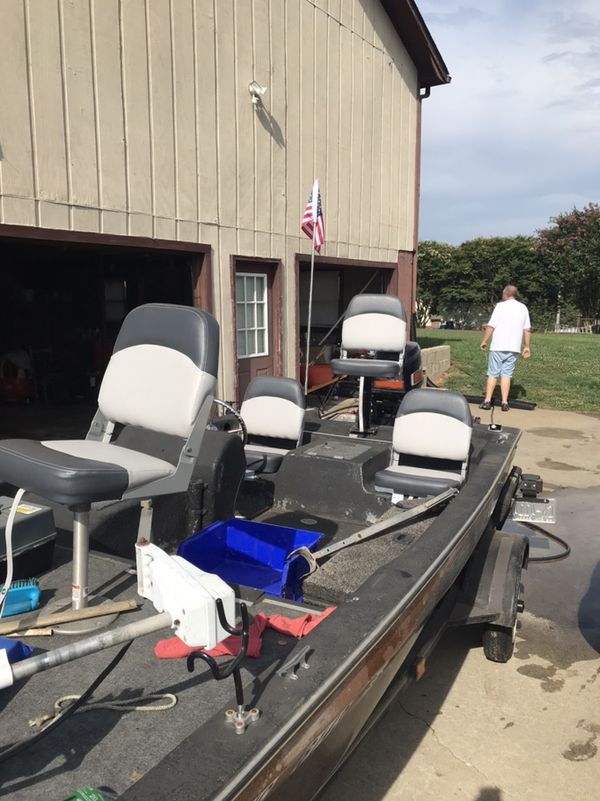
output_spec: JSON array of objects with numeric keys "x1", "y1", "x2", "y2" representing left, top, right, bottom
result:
[{"x1": 487, "y1": 351, "x2": 518, "y2": 378}]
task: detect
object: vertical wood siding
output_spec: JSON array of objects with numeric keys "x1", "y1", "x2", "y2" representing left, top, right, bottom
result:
[{"x1": 0, "y1": 0, "x2": 420, "y2": 395}]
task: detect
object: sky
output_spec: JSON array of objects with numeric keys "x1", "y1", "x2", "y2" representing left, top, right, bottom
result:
[{"x1": 417, "y1": 0, "x2": 600, "y2": 244}]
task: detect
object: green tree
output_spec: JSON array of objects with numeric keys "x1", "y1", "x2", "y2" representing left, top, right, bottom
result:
[
  {"x1": 459, "y1": 235, "x2": 560, "y2": 330},
  {"x1": 537, "y1": 203, "x2": 600, "y2": 321},
  {"x1": 417, "y1": 236, "x2": 555, "y2": 329},
  {"x1": 415, "y1": 240, "x2": 457, "y2": 325}
]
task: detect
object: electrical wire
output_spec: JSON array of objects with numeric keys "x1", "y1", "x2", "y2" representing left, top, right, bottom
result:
[
  {"x1": 521, "y1": 521, "x2": 571, "y2": 563},
  {"x1": 0, "y1": 489, "x2": 26, "y2": 618},
  {"x1": 0, "y1": 640, "x2": 133, "y2": 764}
]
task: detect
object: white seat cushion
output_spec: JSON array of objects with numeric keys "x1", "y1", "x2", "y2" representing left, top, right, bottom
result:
[{"x1": 241, "y1": 396, "x2": 304, "y2": 441}]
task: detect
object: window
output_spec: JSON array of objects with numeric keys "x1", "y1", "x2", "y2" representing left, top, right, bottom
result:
[{"x1": 236, "y1": 273, "x2": 268, "y2": 358}]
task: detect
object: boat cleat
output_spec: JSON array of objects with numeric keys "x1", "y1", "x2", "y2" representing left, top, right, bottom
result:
[
  {"x1": 277, "y1": 645, "x2": 311, "y2": 680},
  {"x1": 225, "y1": 705, "x2": 260, "y2": 735}
]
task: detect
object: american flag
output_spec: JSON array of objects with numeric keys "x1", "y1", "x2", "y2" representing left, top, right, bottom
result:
[{"x1": 301, "y1": 179, "x2": 324, "y2": 252}]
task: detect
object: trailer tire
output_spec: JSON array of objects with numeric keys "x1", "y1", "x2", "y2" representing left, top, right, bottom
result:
[{"x1": 482, "y1": 624, "x2": 515, "y2": 663}]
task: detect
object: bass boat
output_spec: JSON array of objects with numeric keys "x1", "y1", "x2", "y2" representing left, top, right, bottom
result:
[{"x1": 0, "y1": 298, "x2": 540, "y2": 801}]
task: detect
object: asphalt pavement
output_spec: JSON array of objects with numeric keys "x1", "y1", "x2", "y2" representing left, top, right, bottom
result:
[{"x1": 320, "y1": 406, "x2": 600, "y2": 801}]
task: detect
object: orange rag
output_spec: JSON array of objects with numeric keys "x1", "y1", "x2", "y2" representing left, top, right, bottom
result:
[
  {"x1": 154, "y1": 613, "x2": 268, "y2": 660},
  {"x1": 154, "y1": 607, "x2": 336, "y2": 660},
  {"x1": 266, "y1": 606, "x2": 336, "y2": 637}
]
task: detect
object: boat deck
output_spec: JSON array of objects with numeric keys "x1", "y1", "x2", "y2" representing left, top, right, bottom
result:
[
  {"x1": 0, "y1": 512, "x2": 432, "y2": 799},
  {"x1": 0, "y1": 420, "x2": 521, "y2": 800},
  {"x1": 0, "y1": 547, "x2": 324, "y2": 799}
]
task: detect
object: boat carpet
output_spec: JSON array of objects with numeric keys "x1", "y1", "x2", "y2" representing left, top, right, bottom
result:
[
  {"x1": 258, "y1": 507, "x2": 434, "y2": 606},
  {"x1": 0, "y1": 549, "x2": 317, "y2": 800},
  {"x1": 301, "y1": 517, "x2": 433, "y2": 605}
]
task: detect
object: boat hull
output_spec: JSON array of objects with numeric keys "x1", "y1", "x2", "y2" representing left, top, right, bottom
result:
[{"x1": 123, "y1": 426, "x2": 520, "y2": 801}]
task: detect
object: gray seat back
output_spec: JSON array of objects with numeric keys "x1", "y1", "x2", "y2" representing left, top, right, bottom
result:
[
  {"x1": 98, "y1": 304, "x2": 219, "y2": 438},
  {"x1": 393, "y1": 389, "x2": 472, "y2": 467},
  {"x1": 241, "y1": 376, "x2": 305, "y2": 446},
  {"x1": 340, "y1": 294, "x2": 407, "y2": 353},
  {"x1": 91, "y1": 303, "x2": 219, "y2": 498}
]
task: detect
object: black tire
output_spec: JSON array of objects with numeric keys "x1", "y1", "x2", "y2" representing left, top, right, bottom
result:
[
  {"x1": 483, "y1": 624, "x2": 515, "y2": 663},
  {"x1": 482, "y1": 538, "x2": 525, "y2": 663}
]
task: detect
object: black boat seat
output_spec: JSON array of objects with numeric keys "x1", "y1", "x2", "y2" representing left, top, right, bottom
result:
[
  {"x1": 329, "y1": 294, "x2": 406, "y2": 434},
  {"x1": 240, "y1": 376, "x2": 305, "y2": 475},
  {"x1": 374, "y1": 389, "x2": 472, "y2": 499},
  {"x1": 335, "y1": 359, "x2": 401, "y2": 379},
  {"x1": 0, "y1": 439, "x2": 175, "y2": 506},
  {"x1": 0, "y1": 303, "x2": 219, "y2": 612}
]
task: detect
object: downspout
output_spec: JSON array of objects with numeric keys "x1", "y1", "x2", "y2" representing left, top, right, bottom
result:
[{"x1": 409, "y1": 83, "x2": 431, "y2": 340}]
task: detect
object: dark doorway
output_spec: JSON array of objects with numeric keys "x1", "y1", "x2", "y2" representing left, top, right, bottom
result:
[
  {"x1": 0, "y1": 236, "x2": 208, "y2": 439},
  {"x1": 298, "y1": 262, "x2": 393, "y2": 372}
]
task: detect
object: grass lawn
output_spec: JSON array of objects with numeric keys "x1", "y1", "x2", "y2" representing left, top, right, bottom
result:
[{"x1": 417, "y1": 329, "x2": 600, "y2": 413}]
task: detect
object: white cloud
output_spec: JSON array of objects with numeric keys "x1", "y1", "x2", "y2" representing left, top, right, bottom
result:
[{"x1": 417, "y1": 0, "x2": 600, "y2": 243}]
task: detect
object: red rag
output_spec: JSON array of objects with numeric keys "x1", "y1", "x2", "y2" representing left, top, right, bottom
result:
[
  {"x1": 266, "y1": 606, "x2": 336, "y2": 637},
  {"x1": 153, "y1": 607, "x2": 336, "y2": 660},
  {"x1": 154, "y1": 612, "x2": 268, "y2": 660}
]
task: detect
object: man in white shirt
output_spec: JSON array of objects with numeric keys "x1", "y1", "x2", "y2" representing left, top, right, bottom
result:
[{"x1": 479, "y1": 285, "x2": 531, "y2": 411}]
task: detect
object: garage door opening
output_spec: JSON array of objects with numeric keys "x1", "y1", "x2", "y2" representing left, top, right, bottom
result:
[
  {"x1": 298, "y1": 261, "x2": 394, "y2": 390},
  {"x1": 0, "y1": 236, "x2": 209, "y2": 439}
]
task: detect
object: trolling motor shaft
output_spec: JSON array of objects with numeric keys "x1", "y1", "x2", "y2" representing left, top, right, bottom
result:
[
  {"x1": 0, "y1": 541, "x2": 236, "y2": 690},
  {"x1": 0, "y1": 612, "x2": 171, "y2": 689}
]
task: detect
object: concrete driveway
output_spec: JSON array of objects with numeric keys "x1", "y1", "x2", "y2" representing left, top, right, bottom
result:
[
  {"x1": 320, "y1": 407, "x2": 600, "y2": 801},
  {"x1": 472, "y1": 403, "x2": 600, "y2": 491}
]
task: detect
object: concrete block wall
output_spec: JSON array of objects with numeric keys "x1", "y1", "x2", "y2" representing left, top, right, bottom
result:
[{"x1": 421, "y1": 345, "x2": 450, "y2": 383}]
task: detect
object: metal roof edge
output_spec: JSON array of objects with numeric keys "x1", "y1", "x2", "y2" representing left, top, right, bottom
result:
[{"x1": 380, "y1": 0, "x2": 451, "y2": 89}]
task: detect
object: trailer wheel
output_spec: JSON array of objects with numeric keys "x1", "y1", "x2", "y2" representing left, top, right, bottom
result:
[
  {"x1": 483, "y1": 566, "x2": 522, "y2": 663},
  {"x1": 483, "y1": 624, "x2": 515, "y2": 663}
]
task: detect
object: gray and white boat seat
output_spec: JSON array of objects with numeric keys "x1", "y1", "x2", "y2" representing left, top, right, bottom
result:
[
  {"x1": 374, "y1": 388, "x2": 473, "y2": 501},
  {"x1": 240, "y1": 376, "x2": 305, "y2": 475},
  {"x1": 0, "y1": 303, "x2": 219, "y2": 612},
  {"x1": 330, "y1": 294, "x2": 407, "y2": 435}
]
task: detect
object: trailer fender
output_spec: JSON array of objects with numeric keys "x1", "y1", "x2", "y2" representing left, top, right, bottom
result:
[{"x1": 451, "y1": 527, "x2": 529, "y2": 628}]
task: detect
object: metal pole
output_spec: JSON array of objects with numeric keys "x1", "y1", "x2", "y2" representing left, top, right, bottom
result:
[
  {"x1": 72, "y1": 508, "x2": 90, "y2": 610},
  {"x1": 304, "y1": 242, "x2": 317, "y2": 395},
  {"x1": 10, "y1": 612, "x2": 172, "y2": 685}
]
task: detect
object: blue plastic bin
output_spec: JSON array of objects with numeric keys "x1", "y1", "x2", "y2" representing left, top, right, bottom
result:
[
  {"x1": 177, "y1": 519, "x2": 323, "y2": 601},
  {"x1": 0, "y1": 636, "x2": 33, "y2": 664}
]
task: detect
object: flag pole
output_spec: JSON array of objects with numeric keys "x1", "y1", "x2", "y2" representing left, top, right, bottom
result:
[
  {"x1": 301, "y1": 178, "x2": 322, "y2": 396},
  {"x1": 304, "y1": 225, "x2": 317, "y2": 395}
]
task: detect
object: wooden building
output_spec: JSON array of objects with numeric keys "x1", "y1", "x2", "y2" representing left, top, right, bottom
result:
[{"x1": 0, "y1": 0, "x2": 449, "y2": 405}]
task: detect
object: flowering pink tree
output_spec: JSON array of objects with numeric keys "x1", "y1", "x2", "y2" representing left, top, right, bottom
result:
[{"x1": 537, "y1": 203, "x2": 600, "y2": 321}]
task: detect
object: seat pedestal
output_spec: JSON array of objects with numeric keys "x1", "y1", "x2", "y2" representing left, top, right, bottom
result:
[
  {"x1": 331, "y1": 358, "x2": 401, "y2": 438},
  {"x1": 72, "y1": 507, "x2": 91, "y2": 610},
  {"x1": 56, "y1": 506, "x2": 118, "y2": 632},
  {"x1": 350, "y1": 377, "x2": 377, "y2": 437}
]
